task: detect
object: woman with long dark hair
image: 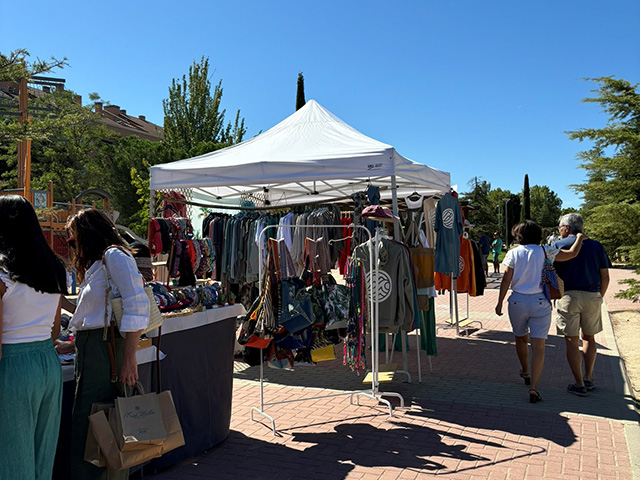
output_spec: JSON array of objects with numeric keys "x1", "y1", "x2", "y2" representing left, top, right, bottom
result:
[
  {"x1": 66, "y1": 208, "x2": 149, "y2": 479},
  {"x1": 495, "y1": 220, "x2": 585, "y2": 403},
  {"x1": 0, "y1": 195, "x2": 67, "y2": 479}
]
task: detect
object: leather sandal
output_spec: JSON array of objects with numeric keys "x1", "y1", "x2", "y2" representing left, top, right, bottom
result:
[
  {"x1": 519, "y1": 371, "x2": 531, "y2": 386},
  {"x1": 529, "y1": 389, "x2": 542, "y2": 403}
]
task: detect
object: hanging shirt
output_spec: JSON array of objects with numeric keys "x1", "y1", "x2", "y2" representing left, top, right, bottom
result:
[
  {"x1": 434, "y1": 193, "x2": 463, "y2": 276},
  {"x1": 434, "y1": 237, "x2": 474, "y2": 293}
]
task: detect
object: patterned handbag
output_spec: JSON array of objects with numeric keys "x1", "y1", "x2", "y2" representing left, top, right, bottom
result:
[{"x1": 540, "y1": 246, "x2": 561, "y2": 302}]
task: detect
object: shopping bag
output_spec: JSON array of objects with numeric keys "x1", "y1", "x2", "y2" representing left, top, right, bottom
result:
[
  {"x1": 114, "y1": 392, "x2": 167, "y2": 451},
  {"x1": 156, "y1": 390, "x2": 185, "y2": 454},
  {"x1": 88, "y1": 409, "x2": 163, "y2": 471},
  {"x1": 84, "y1": 402, "x2": 112, "y2": 467}
]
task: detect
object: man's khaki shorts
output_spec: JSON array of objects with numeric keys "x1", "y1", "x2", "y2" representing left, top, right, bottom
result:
[{"x1": 555, "y1": 290, "x2": 603, "y2": 337}]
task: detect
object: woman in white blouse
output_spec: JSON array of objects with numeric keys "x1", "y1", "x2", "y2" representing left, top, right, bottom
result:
[
  {"x1": 0, "y1": 195, "x2": 68, "y2": 479},
  {"x1": 66, "y1": 208, "x2": 149, "y2": 480},
  {"x1": 495, "y1": 220, "x2": 585, "y2": 404}
]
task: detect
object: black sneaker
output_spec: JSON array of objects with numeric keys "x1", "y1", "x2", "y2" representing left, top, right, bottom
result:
[
  {"x1": 584, "y1": 380, "x2": 595, "y2": 391},
  {"x1": 567, "y1": 384, "x2": 588, "y2": 396}
]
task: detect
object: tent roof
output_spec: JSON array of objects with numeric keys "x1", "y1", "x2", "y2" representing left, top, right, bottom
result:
[{"x1": 150, "y1": 100, "x2": 450, "y2": 206}]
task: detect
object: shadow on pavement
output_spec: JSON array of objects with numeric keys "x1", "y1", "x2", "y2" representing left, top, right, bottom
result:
[{"x1": 149, "y1": 415, "x2": 551, "y2": 479}]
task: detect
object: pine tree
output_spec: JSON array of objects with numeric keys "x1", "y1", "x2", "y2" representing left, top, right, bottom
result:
[
  {"x1": 523, "y1": 174, "x2": 531, "y2": 220},
  {"x1": 567, "y1": 76, "x2": 640, "y2": 301},
  {"x1": 296, "y1": 72, "x2": 306, "y2": 111}
]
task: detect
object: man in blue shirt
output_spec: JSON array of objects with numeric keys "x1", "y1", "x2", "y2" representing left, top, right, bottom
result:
[
  {"x1": 553, "y1": 213, "x2": 611, "y2": 397},
  {"x1": 477, "y1": 231, "x2": 491, "y2": 277}
]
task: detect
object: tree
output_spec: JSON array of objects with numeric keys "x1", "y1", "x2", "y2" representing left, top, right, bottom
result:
[
  {"x1": 529, "y1": 185, "x2": 562, "y2": 229},
  {"x1": 0, "y1": 49, "x2": 88, "y2": 144},
  {"x1": 0, "y1": 90, "x2": 114, "y2": 198},
  {"x1": 0, "y1": 49, "x2": 67, "y2": 82},
  {"x1": 485, "y1": 187, "x2": 513, "y2": 241},
  {"x1": 522, "y1": 174, "x2": 531, "y2": 220},
  {"x1": 162, "y1": 56, "x2": 246, "y2": 153},
  {"x1": 461, "y1": 177, "x2": 496, "y2": 236},
  {"x1": 296, "y1": 72, "x2": 306, "y2": 111},
  {"x1": 567, "y1": 76, "x2": 640, "y2": 301}
]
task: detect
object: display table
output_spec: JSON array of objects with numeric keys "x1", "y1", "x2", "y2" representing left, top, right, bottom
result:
[
  {"x1": 140, "y1": 304, "x2": 245, "y2": 470},
  {"x1": 53, "y1": 304, "x2": 245, "y2": 477}
]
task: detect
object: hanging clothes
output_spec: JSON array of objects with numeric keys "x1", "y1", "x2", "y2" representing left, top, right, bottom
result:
[
  {"x1": 434, "y1": 237, "x2": 475, "y2": 293},
  {"x1": 354, "y1": 237, "x2": 416, "y2": 334},
  {"x1": 422, "y1": 197, "x2": 438, "y2": 249},
  {"x1": 469, "y1": 239, "x2": 486, "y2": 296},
  {"x1": 434, "y1": 192, "x2": 463, "y2": 276}
]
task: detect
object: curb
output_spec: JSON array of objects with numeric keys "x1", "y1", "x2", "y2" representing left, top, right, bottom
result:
[{"x1": 602, "y1": 300, "x2": 640, "y2": 480}]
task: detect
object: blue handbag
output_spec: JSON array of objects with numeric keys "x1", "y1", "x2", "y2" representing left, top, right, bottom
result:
[
  {"x1": 275, "y1": 328, "x2": 312, "y2": 350},
  {"x1": 280, "y1": 280, "x2": 315, "y2": 334}
]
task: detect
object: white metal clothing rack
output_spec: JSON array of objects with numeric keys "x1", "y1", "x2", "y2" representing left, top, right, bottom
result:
[
  {"x1": 438, "y1": 279, "x2": 484, "y2": 336},
  {"x1": 250, "y1": 224, "x2": 405, "y2": 435}
]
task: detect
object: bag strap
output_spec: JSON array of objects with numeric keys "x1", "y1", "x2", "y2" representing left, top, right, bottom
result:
[
  {"x1": 101, "y1": 245, "x2": 133, "y2": 390},
  {"x1": 156, "y1": 326, "x2": 163, "y2": 394}
]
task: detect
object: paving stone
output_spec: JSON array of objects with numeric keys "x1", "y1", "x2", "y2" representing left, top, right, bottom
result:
[{"x1": 145, "y1": 270, "x2": 638, "y2": 480}]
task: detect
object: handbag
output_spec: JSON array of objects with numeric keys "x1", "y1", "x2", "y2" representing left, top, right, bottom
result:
[
  {"x1": 102, "y1": 246, "x2": 163, "y2": 339},
  {"x1": 280, "y1": 283, "x2": 314, "y2": 334},
  {"x1": 541, "y1": 246, "x2": 562, "y2": 301}
]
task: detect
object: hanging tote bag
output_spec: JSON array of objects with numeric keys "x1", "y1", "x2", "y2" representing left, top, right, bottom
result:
[
  {"x1": 540, "y1": 246, "x2": 562, "y2": 302},
  {"x1": 102, "y1": 246, "x2": 163, "y2": 339}
]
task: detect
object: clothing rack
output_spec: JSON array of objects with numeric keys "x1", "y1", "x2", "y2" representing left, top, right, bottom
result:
[
  {"x1": 250, "y1": 224, "x2": 405, "y2": 435},
  {"x1": 436, "y1": 280, "x2": 484, "y2": 337}
]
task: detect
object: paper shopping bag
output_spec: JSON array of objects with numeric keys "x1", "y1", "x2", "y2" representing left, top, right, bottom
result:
[
  {"x1": 84, "y1": 402, "x2": 113, "y2": 467},
  {"x1": 156, "y1": 390, "x2": 185, "y2": 454},
  {"x1": 88, "y1": 409, "x2": 163, "y2": 471},
  {"x1": 114, "y1": 392, "x2": 167, "y2": 451}
]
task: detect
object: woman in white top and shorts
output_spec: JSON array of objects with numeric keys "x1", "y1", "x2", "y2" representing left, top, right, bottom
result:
[
  {"x1": 495, "y1": 220, "x2": 585, "y2": 403},
  {"x1": 0, "y1": 195, "x2": 68, "y2": 479}
]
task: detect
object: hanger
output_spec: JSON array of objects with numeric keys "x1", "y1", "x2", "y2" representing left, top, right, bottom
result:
[
  {"x1": 407, "y1": 191, "x2": 422, "y2": 202},
  {"x1": 328, "y1": 224, "x2": 357, "y2": 245}
]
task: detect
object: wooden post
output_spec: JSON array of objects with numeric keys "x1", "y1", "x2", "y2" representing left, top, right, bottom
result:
[{"x1": 17, "y1": 77, "x2": 29, "y2": 191}]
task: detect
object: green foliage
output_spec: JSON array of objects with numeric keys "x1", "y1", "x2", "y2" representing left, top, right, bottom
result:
[
  {"x1": 461, "y1": 177, "x2": 497, "y2": 236},
  {"x1": 566, "y1": 76, "x2": 640, "y2": 301},
  {"x1": 296, "y1": 72, "x2": 306, "y2": 111},
  {"x1": 0, "y1": 48, "x2": 67, "y2": 82},
  {"x1": 162, "y1": 56, "x2": 246, "y2": 152},
  {"x1": 0, "y1": 90, "x2": 114, "y2": 198},
  {"x1": 0, "y1": 49, "x2": 87, "y2": 144},
  {"x1": 529, "y1": 185, "x2": 562, "y2": 229}
]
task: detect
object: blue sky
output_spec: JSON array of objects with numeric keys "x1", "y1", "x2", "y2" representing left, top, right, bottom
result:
[{"x1": 2, "y1": 1, "x2": 639, "y2": 209}]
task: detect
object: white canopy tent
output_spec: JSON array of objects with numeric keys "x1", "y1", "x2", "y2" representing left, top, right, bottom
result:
[{"x1": 149, "y1": 100, "x2": 450, "y2": 212}]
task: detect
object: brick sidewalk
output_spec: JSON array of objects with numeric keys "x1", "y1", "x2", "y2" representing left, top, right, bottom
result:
[{"x1": 149, "y1": 269, "x2": 640, "y2": 480}]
